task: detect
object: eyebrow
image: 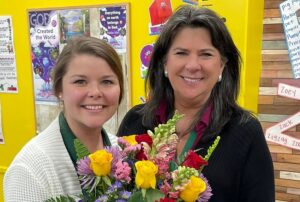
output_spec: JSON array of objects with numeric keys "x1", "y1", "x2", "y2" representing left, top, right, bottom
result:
[
  {"x1": 70, "y1": 74, "x2": 117, "y2": 79},
  {"x1": 101, "y1": 75, "x2": 118, "y2": 79},
  {"x1": 172, "y1": 47, "x2": 216, "y2": 52}
]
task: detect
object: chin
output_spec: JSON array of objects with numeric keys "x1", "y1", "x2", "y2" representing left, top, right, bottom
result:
[{"x1": 84, "y1": 120, "x2": 105, "y2": 129}]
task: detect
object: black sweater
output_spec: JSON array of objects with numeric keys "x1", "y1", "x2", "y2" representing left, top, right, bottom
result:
[{"x1": 117, "y1": 104, "x2": 275, "y2": 202}]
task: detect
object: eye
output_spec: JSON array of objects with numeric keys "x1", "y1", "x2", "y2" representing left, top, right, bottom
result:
[
  {"x1": 73, "y1": 79, "x2": 86, "y2": 85},
  {"x1": 200, "y1": 52, "x2": 213, "y2": 58},
  {"x1": 175, "y1": 51, "x2": 187, "y2": 55},
  {"x1": 102, "y1": 79, "x2": 114, "y2": 85},
  {"x1": 202, "y1": 52, "x2": 213, "y2": 56}
]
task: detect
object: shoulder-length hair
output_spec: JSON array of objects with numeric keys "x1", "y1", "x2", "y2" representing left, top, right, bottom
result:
[{"x1": 143, "y1": 5, "x2": 251, "y2": 139}]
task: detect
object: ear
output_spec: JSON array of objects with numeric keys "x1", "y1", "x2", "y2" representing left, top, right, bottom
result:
[{"x1": 220, "y1": 59, "x2": 227, "y2": 73}]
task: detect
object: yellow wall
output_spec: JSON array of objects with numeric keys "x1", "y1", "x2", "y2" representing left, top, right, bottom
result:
[{"x1": 0, "y1": 0, "x2": 263, "y2": 201}]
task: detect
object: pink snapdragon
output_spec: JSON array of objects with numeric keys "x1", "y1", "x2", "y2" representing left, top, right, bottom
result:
[{"x1": 114, "y1": 160, "x2": 132, "y2": 183}]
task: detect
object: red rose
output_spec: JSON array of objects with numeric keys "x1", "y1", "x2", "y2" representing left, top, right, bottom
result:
[
  {"x1": 182, "y1": 150, "x2": 208, "y2": 170},
  {"x1": 135, "y1": 134, "x2": 153, "y2": 147},
  {"x1": 135, "y1": 150, "x2": 148, "y2": 160},
  {"x1": 156, "y1": 197, "x2": 176, "y2": 202},
  {"x1": 135, "y1": 134, "x2": 153, "y2": 160}
]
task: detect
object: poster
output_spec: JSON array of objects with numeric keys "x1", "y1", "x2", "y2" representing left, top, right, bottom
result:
[
  {"x1": 29, "y1": 9, "x2": 90, "y2": 103},
  {"x1": 29, "y1": 10, "x2": 60, "y2": 103},
  {"x1": 280, "y1": 0, "x2": 300, "y2": 79},
  {"x1": 0, "y1": 16, "x2": 18, "y2": 93},
  {"x1": 59, "y1": 9, "x2": 90, "y2": 44},
  {"x1": 99, "y1": 6, "x2": 127, "y2": 53}
]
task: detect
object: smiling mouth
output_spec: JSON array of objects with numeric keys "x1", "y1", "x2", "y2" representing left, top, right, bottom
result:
[
  {"x1": 83, "y1": 105, "x2": 104, "y2": 110},
  {"x1": 182, "y1": 76, "x2": 203, "y2": 83}
]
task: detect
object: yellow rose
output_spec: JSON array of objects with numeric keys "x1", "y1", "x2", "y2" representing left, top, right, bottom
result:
[
  {"x1": 89, "y1": 150, "x2": 113, "y2": 176},
  {"x1": 135, "y1": 160, "x2": 158, "y2": 189},
  {"x1": 180, "y1": 176, "x2": 206, "y2": 202},
  {"x1": 123, "y1": 135, "x2": 137, "y2": 145}
]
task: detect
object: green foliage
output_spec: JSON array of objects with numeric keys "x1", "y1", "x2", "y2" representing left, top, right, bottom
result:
[
  {"x1": 145, "y1": 189, "x2": 165, "y2": 202},
  {"x1": 44, "y1": 195, "x2": 76, "y2": 202},
  {"x1": 127, "y1": 189, "x2": 164, "y2": 202},
  {"x1": 149, "y1": 111, "x2": 184, "y2": 157},
  {"x1": 204, "y1": 136, "x2": 221, "y2": 161},
  {"x1": 152, "y1": 110, "x2": 184, "y2": 137},
  {"x1": 74, "y1": 139, "x2": 90, "y2": 159}
]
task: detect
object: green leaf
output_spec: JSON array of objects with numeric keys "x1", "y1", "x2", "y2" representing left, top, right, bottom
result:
[
  {"x1": 74, "y1": 139, "x2": 90, "y2": 159},
  {"x1": 142, "y1": 188, "x2": 146, "y2": 198},
  {"x1": 145, "y1": 189, "x2": 165, "y2": 202},
  {"x1": 90, "y1": 176, "x2": 101, "y2": 192},
  {"x1": 128, "y1": 191, "x2": 146, "y2": 202},
  {"x1": 128, "y1": 189, "x2": 164, "y2": 202},
  {"x1": 44, "y1": 195, "x2": 76, "y2": 202},
  {"x1": 102, "y1": 175, "x2": 112, "y2": 186}
]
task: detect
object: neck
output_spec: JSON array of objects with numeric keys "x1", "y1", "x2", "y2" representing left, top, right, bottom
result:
[
  {"x1": 68, "y1": 122, "x2": 104, "y2": 153},
  {"x1": 174, "y1": 101, "x2": 204, "y2": 117},
  {"x1": 77, "y1": 131, "x2": 104, "y2": 153}
]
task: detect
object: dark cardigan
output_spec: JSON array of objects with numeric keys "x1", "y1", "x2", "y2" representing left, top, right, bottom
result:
[{"x1": 117, "y1": 104, "x2": 275, "y2": 202}]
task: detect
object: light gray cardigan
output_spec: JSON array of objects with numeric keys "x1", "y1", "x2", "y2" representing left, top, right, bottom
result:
[{"x1": 3, "y1": 117, "x2": 117, "y2": 202}]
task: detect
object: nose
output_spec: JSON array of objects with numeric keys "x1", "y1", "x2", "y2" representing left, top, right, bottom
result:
[
  {"x1": 88, "y1": 83, "x2": 102, "y2": 98},
  {"x1": 185, "y1": 54, "x2": 200, "y2": 70}
]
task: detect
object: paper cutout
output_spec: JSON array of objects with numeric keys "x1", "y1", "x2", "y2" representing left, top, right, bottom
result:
[
  {"x1": 140, "y1": 44, "x2": 154, "y2": 79},
  {"x1": 148, "y1": 0, "x2": 172, "y2": 35},
  {"x1": 265, "y1": 83, "x2": 300, "y2": 150}
]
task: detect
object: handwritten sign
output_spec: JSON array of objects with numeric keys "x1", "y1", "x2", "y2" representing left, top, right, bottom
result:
[
  {"x1": 266, "y1": 112, "x2": 300, "y2": 150},
  {"x1": 265, "y1": 83, "x2": 300, "y2": 150},
  {"x1": 280, "y1": 0, "x2": 300, "y2": 79},
  {"x1": 278, "y1": 83, "x2": 300, "y2": 100}
]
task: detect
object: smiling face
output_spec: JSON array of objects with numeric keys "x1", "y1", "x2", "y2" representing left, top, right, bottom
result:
[
  {"x1": 59, "y1": 54, "x2": 120, "y2": 133},
  {"x1": 165, "y1": 27, "x2": 225, "y2": 107}
]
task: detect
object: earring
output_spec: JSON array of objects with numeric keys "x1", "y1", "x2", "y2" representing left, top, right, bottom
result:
[
  {"x1": 218, "y1": 74, "x2": 222, "y2": 82},
  {"x1": 164, "y1": 69, "x2": 168, "y2": 78}
]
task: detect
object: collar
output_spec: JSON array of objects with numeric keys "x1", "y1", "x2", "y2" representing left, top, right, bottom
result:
[
  {"x1": 155, "y1": 99, "x2": 168, "y2": 124},
  {"x1": 59, "y1": 112, "x2": 112, "y2": 166},
  {"x1": 195, "y1": 104, "x2": 212, "y2": 133}
]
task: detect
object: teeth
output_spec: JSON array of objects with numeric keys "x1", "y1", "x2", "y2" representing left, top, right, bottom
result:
[
  {"x1": 85, "y1": 105, "x2": 103, "y2": 110},
  {"x1": 183, "y1": 77, "x2": 201, "y2": 83}
]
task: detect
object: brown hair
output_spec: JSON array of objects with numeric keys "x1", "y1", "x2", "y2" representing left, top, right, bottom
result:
[{"x1": 143, "y1": 5, "x2": 250, "y2": 140}]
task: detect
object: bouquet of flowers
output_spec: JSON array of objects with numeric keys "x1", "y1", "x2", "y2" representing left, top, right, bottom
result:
[{"x1": 47, "y1": 111, "x2": 220, "y2": 202}]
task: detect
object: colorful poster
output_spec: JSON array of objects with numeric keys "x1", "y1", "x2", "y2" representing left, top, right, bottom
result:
[
  {"x1": 280, "y1": 0, "x2": 300, "y2": 79},
  {"x1": 59, "y1": 9, "x2": 90, "y2": 44},
  {"x1": 99, "y1": 6, "x2": 127, "y2": 53},
  {"x1": 29, "y1": 10, "x2": 60, "y2": 102},
  {"x1": 0, "y1": 16, "x2": 18, "y2": 93}
]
